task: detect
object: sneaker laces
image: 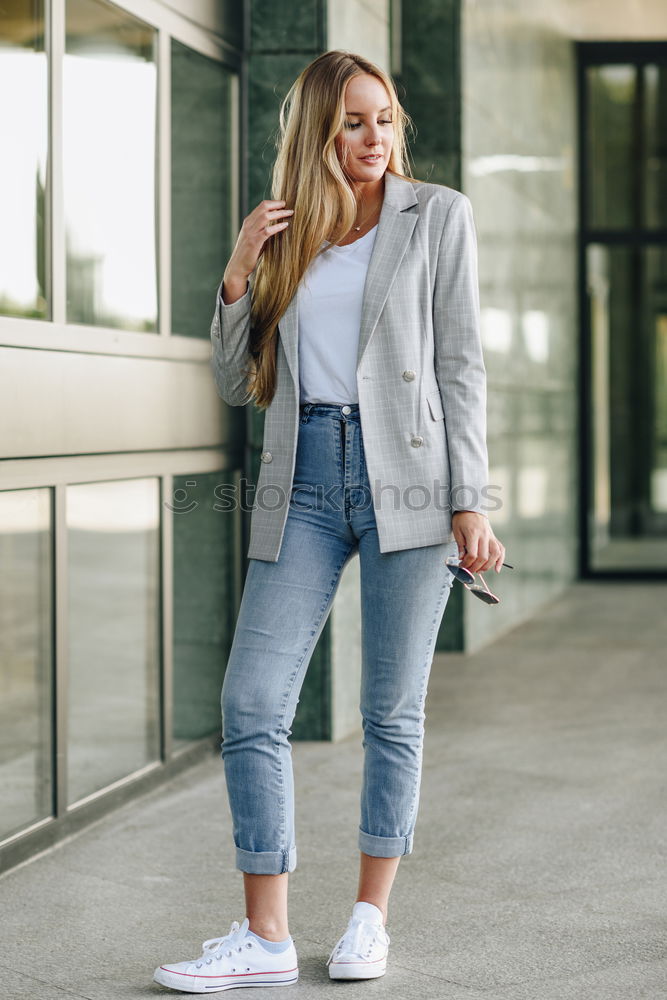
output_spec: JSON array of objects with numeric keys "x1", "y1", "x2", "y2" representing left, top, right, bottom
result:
[
  {"x1": 193, "y1": 918, "x2": 253, "y2": 967},
  {"x1": 326, "y1": 917, "x2": 388, "y2": 965}
]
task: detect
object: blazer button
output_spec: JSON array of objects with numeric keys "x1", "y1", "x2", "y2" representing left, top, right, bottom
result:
[
  {"x1": 410, "y1": 436, "x2": 423, "y2": 447},
  {"x1": 260, "y1": 451, "x2": 273, "y2": 462},
  {"x1": 402, "y1": 370, "x2": 416, "y2": 381}
]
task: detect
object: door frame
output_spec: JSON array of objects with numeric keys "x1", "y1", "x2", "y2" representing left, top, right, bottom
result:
[{"x1": 577, "y1": 40, "x2": 667, "y2": 579}]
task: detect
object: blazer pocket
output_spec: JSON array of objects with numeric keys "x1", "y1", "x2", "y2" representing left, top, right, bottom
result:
[{"x1": 426, "y1": 389, "x2": 445, "y2": 421}]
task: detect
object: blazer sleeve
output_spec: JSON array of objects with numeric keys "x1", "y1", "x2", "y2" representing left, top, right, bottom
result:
[
  {"x1": 432, "y1": 192, "x2": 490, "y2": 517},
  {"x1": 209, "y1": 273, "x2": 255, "y2": 407}
]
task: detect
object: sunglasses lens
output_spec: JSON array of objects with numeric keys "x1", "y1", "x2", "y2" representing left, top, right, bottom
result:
[
  {"x1": 446, "y1": 563, "x2": 475, "y2": 584},
  {"x1": 470, "y1": 587, "x2": 500, "y2": 605}
]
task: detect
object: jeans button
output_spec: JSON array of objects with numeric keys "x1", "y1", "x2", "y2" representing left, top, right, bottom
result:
[{"x1": 341, "y1": 405, "x2": 351, "y2": 415}]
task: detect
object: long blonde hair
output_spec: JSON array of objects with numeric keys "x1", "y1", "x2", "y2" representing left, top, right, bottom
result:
[{"x1": 242, "y1": 49, "x2": 418, "y2": 410}]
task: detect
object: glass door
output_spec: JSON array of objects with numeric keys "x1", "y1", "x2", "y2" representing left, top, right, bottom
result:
[{"x1": 580, "y1": 44, "x2": 667, "y2": 574}]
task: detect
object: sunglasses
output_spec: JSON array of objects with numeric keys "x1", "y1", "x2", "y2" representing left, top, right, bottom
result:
[{"x1": 445, "y1": 556, "x2": 514, "y2": 606}]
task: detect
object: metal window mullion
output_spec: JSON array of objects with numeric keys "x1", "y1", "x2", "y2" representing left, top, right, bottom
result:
[
  {"x1": 106, "y1": 0, "x2": 241, "y2": 66},
  {"x1": 160, "y1": 475, "x2": 174, "y2": 760},
  {"x1": 576, "y1": 44, "x2": 591, "y2": 578},
  {"x1": 633, "y1": 65, "x2": 649, "y2": 526},
  {"x1": 48, "y1": 0, "x2": 66, "y2": 325},
  {"x1": 230, "y1": 71, "x2": 240, "y2": 243},
  {"x1": 390, "y1": 0, "x2": 402, "y2": 77},
  {"x1": 53, "y1": 483, "x2": 69, "y2": 814},
  {"x1": 158, "y1": 29, "x2": 171, "y2": 339},
  {"x1": 232, "y1": 468, "x2": 243, "y2": 619},
  {"x1": 634, "y1": 64, "x2": 644, "y2": 233}
]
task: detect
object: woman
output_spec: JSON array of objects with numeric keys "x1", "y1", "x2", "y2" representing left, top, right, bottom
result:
[{"x1": 154, "y1": 49, "x2": 505, "y2": 993}]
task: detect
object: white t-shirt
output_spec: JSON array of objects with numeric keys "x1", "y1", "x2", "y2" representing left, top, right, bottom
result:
[{"x1": 297, "y1": 224, "x2": 378, "y2": 404}]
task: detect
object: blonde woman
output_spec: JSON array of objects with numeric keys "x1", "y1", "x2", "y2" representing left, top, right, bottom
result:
[{"x1": 154, "y1": 49, "x2": 506, "y2": 993}]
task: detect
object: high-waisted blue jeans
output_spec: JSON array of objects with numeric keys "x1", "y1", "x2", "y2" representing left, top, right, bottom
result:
[{"x1": 220, "y1": 401, "x2": 459, "y2": 875}]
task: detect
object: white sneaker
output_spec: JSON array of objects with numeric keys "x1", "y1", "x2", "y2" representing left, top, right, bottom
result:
[
  {"x1": 326, "y1": 901, "x2": 390, "y2": 980},
  {"x1": 153, "y1": 918, "x2": 298, "y2": 993}
]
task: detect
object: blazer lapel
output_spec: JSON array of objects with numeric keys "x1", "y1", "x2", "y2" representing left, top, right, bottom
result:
[
  {"x1": 277, "y1": 289, "x2": 299, "y2": 391},
  {"x1": 356, "y1": 171, "x2": 418, "y2": 370},
  {"x1": 278, "y1": 170, "x2": 419, "y2": 392}
]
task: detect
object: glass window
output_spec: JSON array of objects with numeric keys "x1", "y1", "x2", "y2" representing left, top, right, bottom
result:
[
  {"x1": 64, "y1": 0, "x2": 158, "y2": 331},
  {"x1": 586, "y1": 65, "x2": 637, "y2": 230},
  {"x1": 171, "y1": 40, "x2": 234, "y2": 339},
  {"x1": 644, "y1": 64, "x2": 667, "y2": 230},
  {"x1": 0, "y1": 2, "x2": 47, "y2": 320},
  {"x1": 67, "y1": 479, "x2": 160, "y2": 804},
  {"x1": 646, "y1": 247, "x2": 667, "y2": 517},
  {"x1": 0, "y1": 489, "x2": 53, "y2": 841},
  {"x1": 172, "y1": 472, "x2": 237, "y2": 746}
]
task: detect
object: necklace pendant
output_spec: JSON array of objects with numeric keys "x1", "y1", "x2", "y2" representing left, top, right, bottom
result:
[{"x1": 354, "y1": 225, "x2": 361, "y2": 231}]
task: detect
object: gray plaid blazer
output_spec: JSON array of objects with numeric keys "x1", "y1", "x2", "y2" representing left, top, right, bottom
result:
[{"x1": 210, "y1": 170, "x2": 490, "y2": 562}]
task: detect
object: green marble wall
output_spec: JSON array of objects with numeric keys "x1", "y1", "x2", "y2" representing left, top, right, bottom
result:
[
  {"x1": 396, "y1": 0, "x2": 461, "y2": 189},
  {"x1": 245, "y1": 0, "x2": 331, "y2": 739},
  {"x1": 171, "y1": 40, "x2": 234, "y2": 340},
  {"x1": 173, "y1": 471, "x2": 239, "y2": 745},
  {"x1": 394, "y1": 0, "x2": 466, "y2": 651}
]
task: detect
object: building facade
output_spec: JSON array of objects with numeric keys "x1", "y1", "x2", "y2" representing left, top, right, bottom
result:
[{"x1": 1, "y1": 0, "x2": 665, "y2": 872}]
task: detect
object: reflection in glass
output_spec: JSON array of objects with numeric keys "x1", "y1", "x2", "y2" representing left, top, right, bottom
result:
[
  {"x1": 67, "y1": 479, "x2": 160, "y2": 804},
  {"x1": 0, "y1": 2, "x2": 47, "y2": 319},
  {"x1": 172, "y1": 472, "x2": 236, "y2": 746},
  {"x1": 0, "y1": 490, "x2": 52, "y2": 841},
  {"x1": 488, "y1": 465, "x2": 511, "y2": 525},
  {"x1": 480, "y1": 307, "x2": 512, "y2": 353},
  {"x1": 646, "y1": 248, "x2": 667, "y2": 517},
  {"x1": 653, "y1": 313, "x2": 667, "y2": 513},
  {"x1": 64, "y1": 0, "x2": 157, "y2": 331},
  {"x1": 171, "y1": 40, "x2": 233, "y2": 339},
  {"x1": 586, "y1": 65, "x2": 637, "y2": 230},
  {"x1": 644, "y1": 64, "x2": 667, "y2": 230},
  {"x1": 517, "y1": 466, "x2": 548, "y2": 519},
  {"x1": 587, "y1": 244, "x2": 612, "y2": 557},
  {"x1": 521, "y1": 311, "x2": 550, "y2": 364}
]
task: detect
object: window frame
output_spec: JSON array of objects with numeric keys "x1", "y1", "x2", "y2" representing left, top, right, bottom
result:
[{"x1": 0, "y1": 0, "x2": 241, "y2": 359}]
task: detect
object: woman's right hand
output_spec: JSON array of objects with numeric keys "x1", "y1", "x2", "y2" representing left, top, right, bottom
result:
[{"x1": 224, "y1": 199, "x2": 294, "y2": 286}]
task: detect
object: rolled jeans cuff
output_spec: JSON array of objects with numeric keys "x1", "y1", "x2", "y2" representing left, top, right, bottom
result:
[
  {"x1": 358, "y1": 828, "x2": 414, "y2": 857},
  {"x1": 235, "y1": 845, "x2": 297, "y2": 874}
]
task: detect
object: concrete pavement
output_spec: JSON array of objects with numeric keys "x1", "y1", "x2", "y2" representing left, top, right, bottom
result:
[{"x1": 1, "y1": 581, "x2": 666, "y2": 1000}]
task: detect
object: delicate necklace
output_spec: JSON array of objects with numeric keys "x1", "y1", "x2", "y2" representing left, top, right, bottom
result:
[{"x1": 353, "y1": 197, "x2": 381, "y2": 232}]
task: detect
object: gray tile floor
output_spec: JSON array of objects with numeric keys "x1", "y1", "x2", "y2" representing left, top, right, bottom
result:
[{"x1": 1, "y1": 581, "x2": 666, "y2": 1000}]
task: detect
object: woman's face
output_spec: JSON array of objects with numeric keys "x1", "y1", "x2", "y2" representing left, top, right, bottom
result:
[{"x1": 334, "y1": 73, "x2": 394, "y2": 185}]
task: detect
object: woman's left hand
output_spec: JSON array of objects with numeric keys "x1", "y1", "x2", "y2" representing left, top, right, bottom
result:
[{"x1": 451, "y1": 511, "x2": 506, "y2": 574}]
